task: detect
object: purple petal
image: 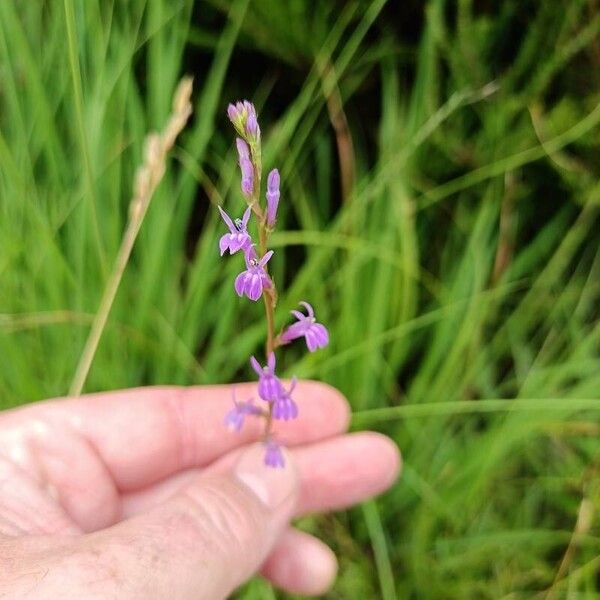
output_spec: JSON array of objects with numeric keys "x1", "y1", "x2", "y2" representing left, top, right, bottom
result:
[
  {"x1": 218, "y1": 206, "x2": 236, "y2": 233},
  {"x1": 248, "y1": 273, "x2": 263, "y2": 301},
  {"x1": 266, "y1": 169, "x2": 280, "y2": 227},
  {"x1": 250, "y1": 356, "x2": 262, "y2": 377},
  {"x1": 234, "y1": 271, "x2": 247, "y2": 297},
  {"x1": 264, "y1": 441, "x2": 284, "y2": 468},
  {"x1": 236, "y1": 137, "x2": 250, "y2": 161},
  {"x1": 224, "y1": 408, "x2": 244, "y2": 431},
  {"x1": 267, "y1": 169, "x2": 280, "y2": 193},
  {"x1": 244, "y1": 245, "x2": 257, "y2": 268},
  {"x1": 272, "y1": 399, "x2": 286, "y2": 420},
  {"x1": 227, "y1": 104, "x2": 238, "y2": 122},
  {"x1": 273, "y1": 397, "x2": 298, "y2": 421},
  {"x1": 299, "y1": 301, "x2": 314, "y2": 318},
  {"x1": 258, "y1": 375, "x2": 283, "y2": 402},
  {"x1": 267, "y1": 351, "x2": 276, "y2": 373},
  {"x1": 241, "y1": 177, "x2": 253, "y2": 197},
  {"x1": 305, "y1": 328, "x2": 319, "y2": 352},
  {"x1": 242, "y1": 206, "x2": 252, "y2": 228},
  {"x1": 311, "y1": 323, "x2": 329, "y2": 347},
  {"x1": 246, "y1": 114, "x2": 259, "y2": 137},
  {"x1": 259, "y1": 250, "x2": 274, "y2": 267},
  {"x1": 266, "y1": 194, "x2": 279, "y2": 228},
  {"x1": 280, "y1": 321, "x2": 305, "y2": 343},
  {"x1": 228, "y1": 233, "x2": 249, "y2": 254},
  {"x1": 240, "y1": 158, "x2": 254, "y2": 196},
  {"x1": 290, "y1": 310, "x2": 305, "y2": 321},
  {"x1": 219, "y1": 234, "x2": 230, "y2": 256},
  {"x1": 287, "y1": 398, "x2": 299, "y2": 419}
]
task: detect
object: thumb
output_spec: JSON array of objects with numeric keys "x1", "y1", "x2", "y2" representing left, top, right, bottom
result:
[{"x1": 81, "y1": 444, "x2": 298, "y2": 600}]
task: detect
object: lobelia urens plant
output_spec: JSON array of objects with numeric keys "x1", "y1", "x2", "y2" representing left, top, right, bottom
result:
[{"x1": 221, "y1": 100, "x2": 329, "y2": 468}]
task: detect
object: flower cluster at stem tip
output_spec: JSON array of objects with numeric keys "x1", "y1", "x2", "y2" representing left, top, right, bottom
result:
[{"x1": 221, "y1": 100, "x2": 329, "y2": 468}]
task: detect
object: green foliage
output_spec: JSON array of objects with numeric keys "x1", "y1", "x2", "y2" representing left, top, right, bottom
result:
[{"x1": 1, "y1": 0, "x2": 599, "y2": 597}]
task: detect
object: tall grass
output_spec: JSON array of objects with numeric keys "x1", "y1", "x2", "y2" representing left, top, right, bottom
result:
[{"x1": 1, "y1": 1, "x2": 599, "y2": 597}]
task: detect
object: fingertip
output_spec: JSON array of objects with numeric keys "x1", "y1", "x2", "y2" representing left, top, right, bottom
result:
[
  {"x1": 361, "y1": 431, "x2": 402, "y2": 490},
  {"x1": 295, "y1": 432, "x2": 401, "y2": 513},
  {"x1": 262, "y1": 528, "x2": 338, "y2": 596}
]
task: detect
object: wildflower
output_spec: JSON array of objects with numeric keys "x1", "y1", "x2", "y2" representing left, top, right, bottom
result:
[
  {"x1": 281, "y1": 301, "x2": 329, "y2": 352},
  {"x1": 266, "y1": 169, "x2": 280, "y2": 228},
  {"x1": 264, "y1": 439, "x2": 285, "y2": 468},
  {"x1": 272, "y1": 377, "x2": 298, "y2": 421},
  {"x1": 234, "y1": 248, "x2": 273, "y2": 301},
  {"x1": 250, "y1": 352, "x2": 283, "y2": 402},
  {"x1": 218, "y1": 206, "x2": 252, "y2": 256},
  {"x1": 224, "y1": 391, "x2": 262, "y2": 431}
]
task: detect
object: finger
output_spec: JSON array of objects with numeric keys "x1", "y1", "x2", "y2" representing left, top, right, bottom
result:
[
  {"x1": 73, "y1": 444, "x2": 299, "y2": 600},
  {"x1": 261, "y1": 528, "x2": 338, "y2": 596},
  {"x1": 1, "y1": 382, "x2": 349, "y2": 492},
  {"x1": 294, "y1": 432, "x2": 401, "y2": 513},
  {"x1": 122, "y1": 432, "x2": 401, "y2": 518}
]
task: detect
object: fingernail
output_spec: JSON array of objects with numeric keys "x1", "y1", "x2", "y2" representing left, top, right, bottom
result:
[{"x1": 235, "y1": 443, "x2": 298, "y2": 509}]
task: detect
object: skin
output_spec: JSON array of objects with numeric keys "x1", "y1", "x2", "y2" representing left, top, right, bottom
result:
[{"x1": 0, "y1": 381, "x2": 400, "y2": 598}]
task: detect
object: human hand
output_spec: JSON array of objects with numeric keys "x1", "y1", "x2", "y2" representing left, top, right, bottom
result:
[{"x1": 0, "y1": 383, "x2": 400, "y2": 599}]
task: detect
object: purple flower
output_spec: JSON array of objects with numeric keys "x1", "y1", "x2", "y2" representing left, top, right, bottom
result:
[
  {"x1": 250, "y1": 352, "x2": 283, "y2": 402},
  {"x1": 264, "y1": 439, "x2": 285, "y2": 468},
  {"x1": 218, "y1": 206, "x2": 252, "y2": 256},
  {"x1": 273, "y1": 377, "x2": 299, "y2": 421},
  {"x1": 281, "y1": 301, "x2": 329, "y2": 352},
  {"x1": 266, "y1": 169, "x2": 280, "y2": 227},
  {"x1": 224, "y1": 391, "x2": 262, "y2": 432},
  {"x1": 234, "y1": 248, "x2": 273, "y2": 301}
]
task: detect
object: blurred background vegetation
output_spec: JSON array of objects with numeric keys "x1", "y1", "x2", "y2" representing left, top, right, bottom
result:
[{"x1": 1, "y1": 0, "x2": 599, "y2": 597}]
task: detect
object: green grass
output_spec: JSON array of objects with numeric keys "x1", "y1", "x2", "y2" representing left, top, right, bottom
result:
[{"x1": 1, "y1": 0, "x2": 599, "y2": 597}]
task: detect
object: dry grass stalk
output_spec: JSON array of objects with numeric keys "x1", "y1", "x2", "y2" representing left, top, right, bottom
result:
[{"x1": 69, "y1": 77, "x2": 193, "y2": 396}]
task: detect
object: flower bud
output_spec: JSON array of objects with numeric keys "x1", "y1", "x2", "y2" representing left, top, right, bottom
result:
[
  {"x1": 227, "y1": 100, "x2": 259, "y2": 142},
  {"x1": 236, "y1": 137, "x2": 250, "y2": 162},
  {"x1": 266, "y1": 169, "x2": 280, "y2": 227},
  {"x1": 240, "y1": 157, "x2": 254, "y2": 197}
]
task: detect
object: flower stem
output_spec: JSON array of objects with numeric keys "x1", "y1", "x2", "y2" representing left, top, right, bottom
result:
[{"x1": 250, "y1": 155, "x2": 277, "y2": 438}]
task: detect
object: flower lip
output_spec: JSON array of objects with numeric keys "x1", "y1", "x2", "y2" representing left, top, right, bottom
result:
[{"x1": 272, "y1": 377, "x2": 299, "y2": 422}]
